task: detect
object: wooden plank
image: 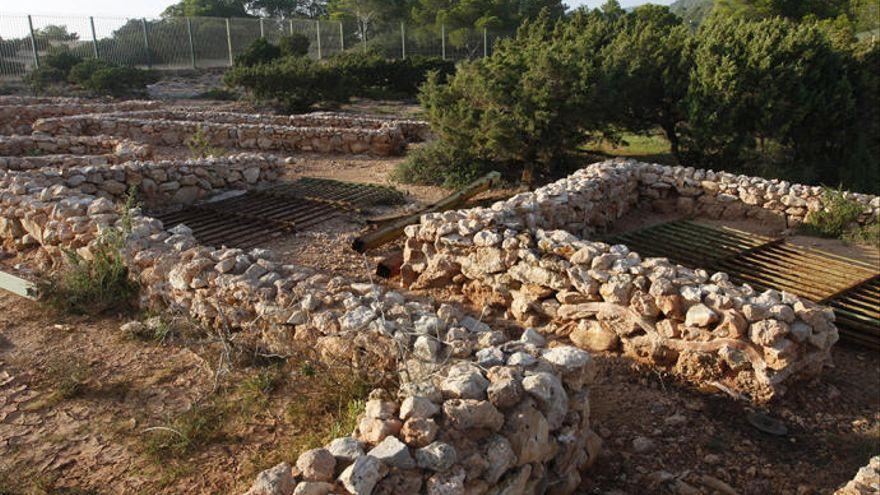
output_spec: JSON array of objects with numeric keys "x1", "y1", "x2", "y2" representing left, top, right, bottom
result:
[{"x1": 0, "y1": 270, "x2": 36, "y2": 300}]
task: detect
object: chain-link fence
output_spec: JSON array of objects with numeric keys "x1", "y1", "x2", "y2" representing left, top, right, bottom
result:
[{"x1": 0, "y1": 13, "x2": 508, "y2": 80}]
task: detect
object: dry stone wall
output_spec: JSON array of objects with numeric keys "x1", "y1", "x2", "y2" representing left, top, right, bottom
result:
[
  {"x1": 34, "y1": 109, "x2": 409, "y2": 156},
  {"x1": 835, "y1": 456, "x2": 880, "y2": 495},
  {"x1": 399, "y1": 160, "x2": 862, "y2": 402},
  {"x1": 0, "y1": 98, "x2": 161, "y2": 135},
  {"x1": 0, "y1": 159, "x2": 600, "y2": 495},
  {"x1": 0, "y1": 134, "x2": 152, "y2": 171}
]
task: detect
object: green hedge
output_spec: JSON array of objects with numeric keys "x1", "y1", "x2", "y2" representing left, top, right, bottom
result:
[{"x1": 224, "y1": 39, "x2": 455, "y2": 112}]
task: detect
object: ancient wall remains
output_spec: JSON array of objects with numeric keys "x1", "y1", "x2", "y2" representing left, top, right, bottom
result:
[
  {"x1": 0, "y1": 134, "x2": 153, "y2": 171},
  {"x1": 0, "y1": 155, "x2": 600, "y2": 495},
  {"x1": 0, "y1": 98, "x2": 162, "y2": 135},
  {"x1": 400, "y1": 160, "x2": 873, "y2": 402},
  {"x1": 33, "y1": 109, "x2": 411, "y2": 156}
]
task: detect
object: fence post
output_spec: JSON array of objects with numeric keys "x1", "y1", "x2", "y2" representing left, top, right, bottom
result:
[
  {"x1": 289, "y1": 19, "x2": 293, "y2": 35},
  {"x1": 142, "y1": 19, "x2": 151, "y2": 67},
  {"x1": 441, "y1": 24, "x2": 446, "y2": 60},
  {"x1": 226, "y1": 18, "x2": 234, "y2": 66},
  {"x1": 260, "y1": 18, "x2": 265, "y2": 38},
  {"x1": 186, "y1": 17, "x2": 196, "y2": 69},
  {"x1": 340, "y1": 22, "x2": 344, "y2": 51},
  {"x1": 362, "y1": 25, "x2": 367, "y2": 53},
  {"x1": 27, "y1": 15, "x2": 39, "y2": 69},
  {"x1": 401, "y1": 22, "x2": 406, "y2": 59},
  {"x1": 316, "y1": 20, "x2": 322, "y2": 59},
  {"x1": 89, "y1": 17, "x2": 99, "y2": 58},
  {"x1": 483, "y1": 28, "x2": 487, "y2": 58}
]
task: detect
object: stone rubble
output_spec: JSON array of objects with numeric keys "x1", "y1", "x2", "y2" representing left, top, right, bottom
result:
[
  {"x1": 0, "y1": 134, "x2": 153, "y2": 171},
  {"x1": 0, "y1": 96, "x2": 161, "y2": 135},
  {"x1": 835, "y1": 456, "x2": 880, "y2": 495},
  {"x1": 399, "y1": 159, "x2": 873, "y2": 402},
  {"x1": 32, "y1": 109, "x2": 427, "y2": 157}
]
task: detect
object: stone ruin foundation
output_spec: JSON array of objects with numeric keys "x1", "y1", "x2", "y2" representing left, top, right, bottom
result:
[
  {"x1": 401, "y1": 159, "x2": 879, "y2": 403},
  {"x1": 0, "y1": 145, "x2": 601, "y2": 494},
  {"x1": 1, "y1": 93, "x2": 875, "y2": 492},
  {"x1": 0, "y1": 96, "x2": 161, "y2": 135},
  {"x1": 33, "y1": 109, "x2": 426, "y2": 156},
  {"x1": 0, "y1": 134, "x2": 153, "y2": 171}
]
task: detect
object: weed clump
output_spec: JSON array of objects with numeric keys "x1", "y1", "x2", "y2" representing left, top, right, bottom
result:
[
  {"x1": 186, "y1": 126, "x2": 226, "y2": 158},
  {"x1": 37, "y1": 189, "x2": 139, "y2": 315},
  {"x1": 800, "y1": 187, "x2": 876, "y2": 245}
]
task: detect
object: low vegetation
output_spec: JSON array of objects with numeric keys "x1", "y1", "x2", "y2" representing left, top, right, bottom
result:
[
  {"x1": 800, "y1": 187, "x2": 879, "y2": 245},
  {"x1": 27, "y1": 49, "x2": 159, "y2": 96},
  {"x1": 224, "y1": 37, "x2": 454, "y2": 112},
  {"x1": 37, "y1": 190, "x2": 139, "y2": 315}
]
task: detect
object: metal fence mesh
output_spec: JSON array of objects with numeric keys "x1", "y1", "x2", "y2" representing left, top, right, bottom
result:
[{"x1": 1, "y1": 13, "x2": 508, "y2": 80}]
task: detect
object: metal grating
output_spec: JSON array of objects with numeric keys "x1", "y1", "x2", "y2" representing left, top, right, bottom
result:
[
  {"x1": 153, "y1": 192, "x2": 340, "y2": 249},
  {"x1": 258, "y1": 178, "x2": 406, "y2": 212},
  {"x1": 607, "y1": 220, "x2": 880, "y2": 349}
]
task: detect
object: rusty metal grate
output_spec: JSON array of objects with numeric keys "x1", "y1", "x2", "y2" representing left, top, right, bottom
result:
[
  {"x1": 258, "y1": 178, "x2": 405, "y2": 211},
  {"x1": 153, "y1": 192, "x2": 341, "y2": 249},
  {"x1": 607, "y1": 220, "x2": 880, "y2": 349}
]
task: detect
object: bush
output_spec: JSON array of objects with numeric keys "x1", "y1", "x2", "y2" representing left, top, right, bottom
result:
[
  {"x1": 800, "y1": 188, "x2": 866, "y2": 239},
  {"x1": 66, "y1": 58, "x2": 159, "y2": 97},
  {"x1": 37, "y1": 191, "x2": 139, "y2": 315},
  {"x1": 224, "y1": 50, "x2": 453, "y2": 113},
  {"x1": 235, "y1": 37, "x2": 282, "y2": 67},
  {"x1": 414, "y1": 12, "x2": 595, "y2": 186},
  {"x1": 392, "y1": 140, "x2": 496, "y2": 188},
  {"x1": 279, "y1": 33, "x2": 311, "y2": 58},
  {"x1": 25, "y1": 49, "x2": 85, "y2": 91}
]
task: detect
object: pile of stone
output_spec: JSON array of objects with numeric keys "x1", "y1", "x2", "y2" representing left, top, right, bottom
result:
[
  {"x1": 400, "y1": 160, "x2": 851, "y2": 402},
  {"x1": 34, "y1": 109, "x2": 410, "y2": 156},
  {"x1": 0, "y1": 97, "x2": 161, "y2": 135},
  {"x1": 0, "y1": 153, "x2": 282, "y2": 250},
  {"x1": 635, "y1": 161, "x2": 878, "y2": 228},
  {"x1": 0, "y1": 134, "x2": 153, "y2": 171},
  {"x1": 0, "y1": 165, "x2": 600, "y2": 495},
  {"x1": 835, "y1": 456, "x2": 880, "y2": 494}
]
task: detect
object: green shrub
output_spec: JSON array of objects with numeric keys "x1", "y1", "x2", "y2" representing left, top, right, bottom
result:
[
  {"x1": 235, "y1": 37, "x2": 281, "y2": 67},
  {"x1": 392, "y1": 140, "x2": 495, "y2": 188},
  {"x1": 66, "y1": 59, "x2": 159, "y2": 97},
  {"x1": 279, "y1": 33, "x2": 311, "y2": 58},
  {"x1": 800, "y1": 188, "x2": 864, "y2": 239},
  {"x1": 37, "y1": 190, "x2": 139, "y2": 315},
  {"x1": 25, "y1": 50, "x2": 85, "y2": 91},
  {"x1": 224, "y1": 50, "x2": 454, "y2": 112}
]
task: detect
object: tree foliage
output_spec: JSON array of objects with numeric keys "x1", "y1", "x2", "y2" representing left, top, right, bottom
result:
[{"x1": 404, "y1": 3, "x2": 880, "y2": 194}]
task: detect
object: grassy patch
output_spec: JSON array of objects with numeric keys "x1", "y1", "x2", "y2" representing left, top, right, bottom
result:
[
  {"x1": 37, "y1": 189, "x2": 139, "y2": 316},
  {"x1": 800, "y1": 187, "x2": 876, "y2": 245},
  {"x1": 587, "y1": 131, "x2": 677, "y2": 165},
  {"x1": 22, "y1": 355, "x2": 91, "y2": 411}
]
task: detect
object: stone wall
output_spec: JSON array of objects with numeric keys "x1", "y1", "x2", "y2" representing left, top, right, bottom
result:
[
  {"x1": 399, "y1": 160, "x2": 857, "y2": 402},
  {"x1": 0, "y1": 160, "x2": 600, "y2": 495},
  {"x1": 835, "y1": 456, "x2": 880, "y2": 494},
  {"x1": 1, "y1": 153, "x2": 281, "y2": 213},
  {"x1": 34, "y1": 110, "x2": 409, "y2": 156},
  {"x1": 0, "y1": 134, "x2": 153, "y2": 171},
  {"x1": 0, "y1": 99, "x2": 161, "y2": 135}
]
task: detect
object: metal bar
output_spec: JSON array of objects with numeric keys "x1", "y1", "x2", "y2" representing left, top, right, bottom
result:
[
  {"x1": 90, "y1": 17, "x2": 99, "y2": 58},
  {"x1": 186, "y1": 18, "x2": 196, "y2": 69},
  {"x1": 27, "y1": 15, "x2": 39, "y2": 69},
  {"x1": 260, "y1": 18, "x2": 265, "y2": 38},
  {"x1": 142, "y1": 18, "x2": 152, "y2": 68},
  {"x1": 316, "y1": 20, "x2": 322, "y2": 59},
  {"x1": 441, "y1": 24, "x2": 446, "y2": 60},
  {"x1": 340, "y1": 21, "x2": 345, "y2": 51},
  {"x1": 483, "y1": 28, "x2": 488, "y2": 58},
  {"x1": 226, "y1": 18, "x2": 234, "y2": 66},
  {"x1": 401, "y1": 21, "x2": 406, "y2": 59}
]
